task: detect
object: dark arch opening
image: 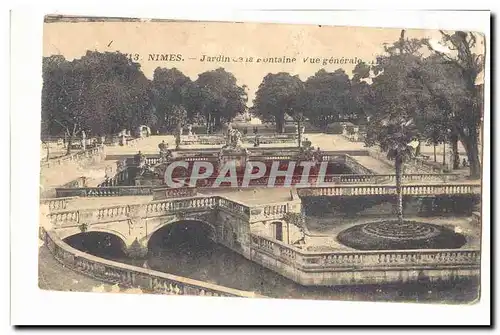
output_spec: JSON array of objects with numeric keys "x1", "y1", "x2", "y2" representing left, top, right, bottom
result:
[
  {"x1": 63, "y1": 231, "x2": 127, "y2": 259},
  {"x1": 147, "y1": 220, "x2": 215, "y2": 253}
]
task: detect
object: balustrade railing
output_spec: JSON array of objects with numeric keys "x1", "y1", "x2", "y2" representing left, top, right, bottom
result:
[
  {"x1": 46, "y1": 195, "x2": 258, "y2": 227},
  {"x1": 41, "y1": 227, "x2": 255, "y2": 297},
  {"x1": 179, "y1": 134, "x2": 298, "y2": 146},
  {"x1": 56, "y1": 186, "x2": 154, "y2": 198},
  {"x1": 47, "y1": 210, "x2": 80, "y2": 226},
  {"x1": 218, "y1": 197, "x2": 251, "y2": 217},
  {"x1": 298, "y1": 184, "x2": 481, "y2": 197},
  {"x1": 40, "y1": 145, "x2": 105, "y2": 169},
  {"x1": 250, "y1": 233, "x2": 480, "y2": 271},
  {"x1": 56, "y1": 174, "x2": 470, "y2": 199},
  {"x1": 367, "y1": 148, "x2": 446, "y2": 173},
  {"x1": 40, "y1": 197, "x2": 77, "y2": 211}
]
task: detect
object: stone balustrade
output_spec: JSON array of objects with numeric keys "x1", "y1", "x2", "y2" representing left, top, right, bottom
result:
[
  {"x1": 249, "y1": 200, "x2": 301, "y2": 223},
  {"x1": 145, "y1": 157, "x2": 161, "y2": 166},
  {"x1": 179, "y1": 134, "x2": 298, "y2": 146},
  {"x1": 298, "y1": 183, "x2": 481, "y2": 197},
  {"x1": 322, "y1": 173, "x2": 461, "y2": 184},
  {"x1": 56, "y1": 175, "x2": 474, "y2": 199},
  {"x1": 250, "y1": 233, "x2": 480, "y2": 285},
  {"x1": 40, "y1": 145, "x2": 105, "y2": 169},
  {"x1": 40, "y1": 197, "x2": 77, "y2": 211},
  {"x1": 41, "y1": 227, "x2": 256, "y2": 297},
  {"x1": 218, "y1": 197, "x2": 251, "y2": 217},
  {"x1": 56, "y1": 186, "x2": 154, "y2": 198},
  {"x1": 146, "y1": 196, "x2": 218, "y2": 217},
  {"x1": 367, "y1": 147, "x2": 446, "y2": 173},
  {"x1": 153, "y1": 187, "x2": 198, "y2": 199},
  {"x1": 45, "y1": 195, "x2": 298, "y2": 229}
]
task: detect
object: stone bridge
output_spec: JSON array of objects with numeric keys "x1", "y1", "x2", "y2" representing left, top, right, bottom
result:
[{"x1": 42, "y1": 195, "x2": 302, "y2": 258}]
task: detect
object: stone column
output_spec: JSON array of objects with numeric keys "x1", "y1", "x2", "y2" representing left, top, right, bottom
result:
[{"x1": 124, "y1": 205, "x2": 149, "y2": 258}]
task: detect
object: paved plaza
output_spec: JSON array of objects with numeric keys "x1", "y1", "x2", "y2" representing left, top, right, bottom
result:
[{"x1": 302, "y1": 215, "x2": 480, "y2": 252}]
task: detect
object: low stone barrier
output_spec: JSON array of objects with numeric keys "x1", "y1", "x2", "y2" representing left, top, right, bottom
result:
[
  {"x1": 40, "y1": 227, "x2": 258, "y2": 298},
  {"x1": 56, "y1": 186, "x2": 154, "y2": 198},
  {"x1": 367, "y1": 147, "x2": 446, "y2": 174},
  {"x1": 180, "y1": 134, "x2": 298, "y2": 146},
  {"x1": 40, "y1": 197, "x2": 78, "y2": 211},
  {"x1": 298, "y1": 183, "x2": 482, "y2": 197},
  {"x1": 40, "y1": 146, "x2": 105, "y2": 169},
  {"x1": 250, "y1": 233, "x2": 480, "y2": 286},
  {"x1": 55, "y1": 175, "x2": 472, "y2": 198}
]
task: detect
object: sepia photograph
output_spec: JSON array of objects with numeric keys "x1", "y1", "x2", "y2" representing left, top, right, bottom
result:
[{"x1": 36, "y1": 15, "x2": 486, "y2": 309}]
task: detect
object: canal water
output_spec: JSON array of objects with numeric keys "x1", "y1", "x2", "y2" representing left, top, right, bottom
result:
[{"x1": 64, "y1": 220, "x2": 479, "y2": 304}]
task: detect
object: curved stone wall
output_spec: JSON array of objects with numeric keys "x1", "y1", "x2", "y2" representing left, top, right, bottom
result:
[{"x1": 39, "y1": 226, "x2": 258, "y2": 298}]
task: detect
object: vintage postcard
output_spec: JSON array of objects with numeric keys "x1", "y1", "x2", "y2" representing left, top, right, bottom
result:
[{"x1": 39, "y1": 16, "x2": 485, "y2": 304}]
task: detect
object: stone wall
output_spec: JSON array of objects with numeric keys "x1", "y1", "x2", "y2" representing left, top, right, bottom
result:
[
  {"x1": 40, "y1": 146, "x2": 110, "y2": 198},
  {"x1": 40, "y1": 226, "x2": 258, "y2": 297},
  {"x1": 250, "y1": 220, "x2": 304, "y2": 245},
  {"x1": 249, "y1": 233, "x2": 480, "y2": 286}
]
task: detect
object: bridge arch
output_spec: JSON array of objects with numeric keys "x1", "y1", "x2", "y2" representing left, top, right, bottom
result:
[
  {"x1": 62, "y1": 230, "x2": 129, "y2": 258},
  {"x1": 145, "y1": 219, "x2": 217, "y2": 252}
]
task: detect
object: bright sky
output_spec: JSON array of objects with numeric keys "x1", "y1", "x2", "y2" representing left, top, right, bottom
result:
[{"x1": 43, "y1": 21, "x2": 484, "y2": 105}]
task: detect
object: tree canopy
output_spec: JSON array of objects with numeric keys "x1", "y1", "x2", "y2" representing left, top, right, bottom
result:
[
  {"x1": 190, "y1": 68, "x2": 248, "y2": 132},
  {"x1": 42, "y1": 51, "x2": 155, "y2": 140}
]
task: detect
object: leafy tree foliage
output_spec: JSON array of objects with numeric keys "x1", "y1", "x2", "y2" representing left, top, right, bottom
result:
[
  {"x1": 191, "y1": 68, "x2": 248, "y2": 133},
  {"x1": 252, "y1": 73, "x2": 304, "y2": 133},
  {"x1": 41, "y1": 51, "x2": 155, "y2": 153},
  {"x1": 151, "y1": 67, "x2": 193, "y2": 132},
  {"x1": 419, "y1": 32, "x2": 484, "y2": 178}
]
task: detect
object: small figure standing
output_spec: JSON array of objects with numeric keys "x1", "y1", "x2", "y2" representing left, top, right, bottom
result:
[{"x1": 462, "y1": 158, "x2": 468, "y2": 168}]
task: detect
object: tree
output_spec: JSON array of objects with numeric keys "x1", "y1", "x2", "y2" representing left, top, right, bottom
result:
[
  {"x1": 152, "y1": 67, "x2": 193, "y2": 132},
  {"x1": 253, "y1": 73, "x2": 304, "y2": 133},
  {"x1": 191, "y1": 68, "x2": 247, "y2": 133},
  {"x1": 421, "y1": 31, "x2": 485, "y2": 178},
  {"x1": 349, "y1": 63, "x2": 375, "y2": 124},
  {"x1": 303, "y1": 69, "x2": 352, "y2": 129},
  {"x1": 421, "y1": 113, "x2": 450, "y2": 163},
  {"x1": 365, "y1": 30, "x2": 423, "y2": 224},
  {"x1": 42, "y1": 55, "x2": 87, "y2": 154},
  {"x1": 41, "y1": 51, "x2": 156, "y2": 154}
]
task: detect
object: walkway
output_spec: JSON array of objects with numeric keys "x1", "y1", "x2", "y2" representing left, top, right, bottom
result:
[
  {"x1": 198, "y1": 188, "x2": 293, "y2": 205},
  {"x1": 307, "y1": 134, "x2": 365, "y2": 151},
  {"x1": 64, "y1": 195, "x2": 154, "y2": 210},
  {"x1": 104, "y1": 135, "x2": 298, "y2": 156},
  {"x1": 351, "y1": 156, "x2": 394, "y2": 174},
  {"x1": 301, "y1": 215, "x2": 480, "y2": 252},
  {"x1": 40, "y1": 158, "x2": 118, "y2": 198}
]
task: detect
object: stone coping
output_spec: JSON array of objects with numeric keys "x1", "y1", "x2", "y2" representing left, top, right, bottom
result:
[
  {"x1": 251, "y1": 232, "x2": 480, "y2": 257},
  {"x1": 41, "y1": 227, "x2": 259, "y2": 298}
]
